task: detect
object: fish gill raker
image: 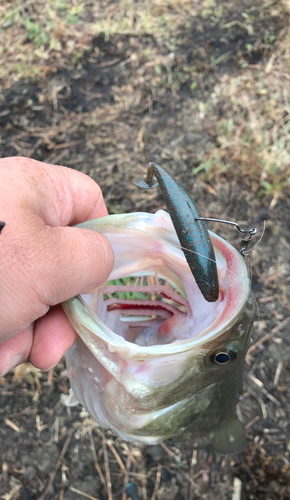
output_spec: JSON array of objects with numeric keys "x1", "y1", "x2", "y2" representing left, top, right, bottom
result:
[{"x1": 133, "y1": 163, "x2": 219, "y2": 302}]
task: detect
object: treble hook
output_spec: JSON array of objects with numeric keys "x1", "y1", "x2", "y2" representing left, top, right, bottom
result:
[{"x1": 195, "y1": 217, "x2": 257, "y2": 257}]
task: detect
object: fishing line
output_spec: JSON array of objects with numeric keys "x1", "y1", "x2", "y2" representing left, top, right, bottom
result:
[
  {"x1": 245, "y1": 220, "x2": 265, "y2": 329},
  {"x1": 248, "y1": 243, "x2": 262, "y2": 331},
  {"x1": 3, "y1": 170, "x2": 258, "y2": 288},
  {"x1": 245, "y1": 256, "x2": 260, "y2": 334},
  {"x1": 250, "y1": 261, "x2": 261, "y2": 336},
  {"x1": 246, "y1": 220, "x2": 266, "y2": 253}
]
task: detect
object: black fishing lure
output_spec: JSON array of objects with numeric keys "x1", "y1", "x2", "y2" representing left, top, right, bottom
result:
[{"x1": 133, "y1": 163, "x2": 219, "y2": 302}]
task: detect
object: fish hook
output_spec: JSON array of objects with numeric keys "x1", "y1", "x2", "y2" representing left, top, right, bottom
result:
[{"x1": 195, "y1": 217, "x2": 257, "y2": 257}]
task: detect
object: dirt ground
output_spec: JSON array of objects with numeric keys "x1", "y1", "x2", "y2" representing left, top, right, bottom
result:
[{"x1": 0, "y1": 1, "x2": 290, "y2": 499}]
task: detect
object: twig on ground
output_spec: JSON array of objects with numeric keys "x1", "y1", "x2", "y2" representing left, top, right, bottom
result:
[
  {"x1": 160, "y1": 443, "x2": 201, "y2": 492},
  {"x1": 89, "y1": 430, "x2": 106, "y2": 487},
  {"x1": 245, "y1": 415, "x2": 260, "y2": 430},
  {"x1": 5, "y1": 408, "x2": 38, "y2": 419},
  {"x1": 160, "y1": 442, "x2": 175, "y2": 457},
  {"x1": 189, "y1": 450, "x2": 197, "y2": 500},
  {"x1": 39, "y1": 428, "x2": 74, "y2": 500},
  {"x1": 122, "y1": 444, "x2": 131, "y2": 500},
  {"x1": 232, "y1": 477, "x2": 242, "y2": 500},
  {"x1": 58, "y1": 488, "x2": 65, "y2": 500},
  {"x1": 244, "y1": 383, "x2": 268, "y2": 419},
  {"x1": 47, "y1": 367, "x2": 54, "y2": 386},
  {"x1": 2, "y1": 483, "x2": 22, "y2": 500},
  {"x1": 247, "y1": 316, "x2": 290, "y2": 360},
  {"x1": 274, "y1": 360, "x2": 283, "y2": 387},
  {"x1": 261, "y1": 387, "x2": 281, "y2": 407},
  {"x1": 248, "y1": 374, "x2": 264, "y2": 388},
  {"x1": 4, "y1": 417, "x2": 21, "y2": 433},
  {"x1": 151, "y1": 463, "x2": 161, "y2": 500},
  {"x1": 69, "y1": 487, "x2": 99, "y2": 500},
  {"x1": 107, "y1": 440, "x2": 126, "y2": 472},
  {"x1": 102, "y1": 432, "x2": 113, "y2": 500}
]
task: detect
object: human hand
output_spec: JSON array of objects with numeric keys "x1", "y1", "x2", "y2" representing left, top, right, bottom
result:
[{"x1": 0, "y1": 157, "x2": 114, "y2": 375}]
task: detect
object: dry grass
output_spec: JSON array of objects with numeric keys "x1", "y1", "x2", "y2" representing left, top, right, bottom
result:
[
  {"x1": 1, "y1": 0, "x2": 289, "y2": 197},
  {"x1": 0, "y1": 0, "x2": 193, "y2": 87},
  {"x1": 0, "y1": 0, "x2": 95, "y2": 85},
  {"x1": 197, "y1": 28, "x2": 290, "y2": 203}
]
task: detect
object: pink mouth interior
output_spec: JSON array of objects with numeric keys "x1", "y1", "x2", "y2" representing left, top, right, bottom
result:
[
  {"x1": 105, "y1": 276, "x2": 187, "y2": 311},
  {"x1": 88, "y1": 227, "x2": 245, "y2": 348},
  {"x1": 102, "y1": 274, "x2": 189, "y2": 345}
]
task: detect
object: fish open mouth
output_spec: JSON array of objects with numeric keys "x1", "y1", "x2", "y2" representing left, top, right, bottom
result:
[
  {"x1": 70, "y1": 210, "x2": 249, "y2": 354},
  {"x1": 92, "y1": 248, "x2": 226, "y2": 347},
  {"x1": 102, "y1": 273, "x2": 189, "y2": 346}
]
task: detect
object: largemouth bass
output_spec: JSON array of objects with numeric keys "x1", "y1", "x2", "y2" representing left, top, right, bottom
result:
[{"x1": 63, "y1": 209, "x2": 255, "y2": 454}]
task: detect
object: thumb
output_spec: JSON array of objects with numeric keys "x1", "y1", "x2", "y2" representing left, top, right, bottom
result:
[
  {"x1": 38, "y1": 225, "x2": 114, "y2": 305},
  {"x1": 0, "y1": 222, "x2": 114, "y2": 338}
]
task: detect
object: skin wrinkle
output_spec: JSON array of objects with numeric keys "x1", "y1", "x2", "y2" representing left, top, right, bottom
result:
[
  {"x1": 37, "y1": 169, "x2": 77, "y2": 226},
  {"x1": 39, "y1": 166, "x2": 104, "y2": 226},
  {"x1": 20, "y1": 165, "x2": 75, "y2": 227},
  {"x1": 0, "y1": 214, "x2": 47, "y2": 336},
  {"x1": 0, "y1": 157, "x2": 114, "y2": 373}
]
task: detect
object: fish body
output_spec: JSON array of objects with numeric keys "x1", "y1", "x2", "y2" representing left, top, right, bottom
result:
[
  {"x1": 63, "y1": 210, "x2": 254, "y2": 454},
  {"x1": 134, "y1": 163, "x2": 219, "y2": 302}
]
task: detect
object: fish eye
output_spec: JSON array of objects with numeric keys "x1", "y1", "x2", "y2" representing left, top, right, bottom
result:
[{"x1": 211, "y1": 350, "x2": 237, "y2": 365}]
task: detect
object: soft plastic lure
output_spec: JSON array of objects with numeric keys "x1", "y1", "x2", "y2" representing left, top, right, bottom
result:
[{"x1": 133, "y1": 163, "x2": 219, "y2": 302}]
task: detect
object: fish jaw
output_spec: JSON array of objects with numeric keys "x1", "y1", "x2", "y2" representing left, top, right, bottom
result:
[{"x1": 63, "y1": 210, "x2": 254, "y2": 447}]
